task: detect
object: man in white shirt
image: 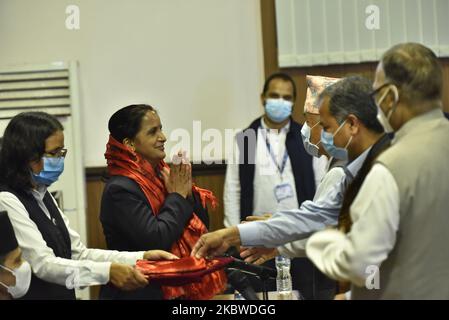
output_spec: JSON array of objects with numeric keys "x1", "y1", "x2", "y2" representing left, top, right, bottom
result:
[
  {"x1": 223, "y1": 72, "x2": 326, "y2": 298},
  {"x1": 224, "y1": 72, "x2": 325, "y2": 226},
  {"x1": 306, "y1": 43, "x2": 449, "y2": 299}
]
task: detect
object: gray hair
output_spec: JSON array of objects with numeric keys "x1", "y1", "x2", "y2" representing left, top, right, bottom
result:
[
  {"x1": 382, "y1": 43, "x2": 443, "y2": 103},
  {"x1": 319, "y1": 76, "x2": 384, "y2": 133}
]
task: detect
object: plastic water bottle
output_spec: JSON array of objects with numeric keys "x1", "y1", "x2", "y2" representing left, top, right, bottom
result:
[
  {"x1": 234, "y1": 291, "x2": 245, "y2": 300},
  {"x1": 275, "y1": 255, "x2": 293, "y2": 300}
]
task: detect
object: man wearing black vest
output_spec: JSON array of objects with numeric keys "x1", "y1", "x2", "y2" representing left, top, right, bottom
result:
[{"x1": 223, "y1": 73, "x2": 327, "y2": 299}]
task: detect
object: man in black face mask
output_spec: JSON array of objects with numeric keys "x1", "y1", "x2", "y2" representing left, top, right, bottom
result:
[{"x1": 0, "y1": 210, "x2": 32, "y2": 300}]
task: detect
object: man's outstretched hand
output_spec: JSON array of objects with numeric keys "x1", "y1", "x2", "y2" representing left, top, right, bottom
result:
[
  {"x1": 240, "y1": 247, "x2": 278, "y2": 265},
  {"x1": 191, "y1": 227, "x2": 241, "y2": 258}
]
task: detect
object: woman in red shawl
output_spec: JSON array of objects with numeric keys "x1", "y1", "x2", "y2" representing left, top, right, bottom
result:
[{"x1": 99, "y1": 104, "x2": 226, "y2": 300}]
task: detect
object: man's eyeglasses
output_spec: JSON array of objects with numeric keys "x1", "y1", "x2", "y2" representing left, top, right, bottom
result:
[{"x1": 44, "y1": 148, "x2": 68, "y2": 158}]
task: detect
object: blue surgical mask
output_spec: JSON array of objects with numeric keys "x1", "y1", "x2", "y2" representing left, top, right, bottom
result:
[
  {"x1": 320, "y1": 120, "x2": 353, "y2": 161},
  {"x1": 300, "y1": 122, "x2": 321, "y2": 157},
  {"x1": 265, "y1": 98, "x2": 293, "y2": 123},
  {"x1": 32, "y1": 157, "x2": 65, "y2": 186}
]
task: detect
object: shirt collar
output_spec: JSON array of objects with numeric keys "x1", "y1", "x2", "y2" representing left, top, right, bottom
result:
[
  {"x1": 260, "y1": 117, "x2": 291, "y2": 133},
  {"x1": 345, "y1": 146, "x2": 372, "y2": 179},
  {"x1": 327, "y1": 157, "x2": 348, "y2": 171},
  {"x1": 30, "y1": 184, "x2": 48, "y2": 201},
  {"x1": 392, "y1": 108, "x2": 444, "y2": 145}
]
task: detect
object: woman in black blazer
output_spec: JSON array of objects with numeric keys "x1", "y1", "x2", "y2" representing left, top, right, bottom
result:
[{"x1": 99, "y1": 104, "x2": 225, "y2": 300}]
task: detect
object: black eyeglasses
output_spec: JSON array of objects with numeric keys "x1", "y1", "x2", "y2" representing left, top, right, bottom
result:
[{"x1": 44, "y1": 148, "x2": 68, "y2": 158}]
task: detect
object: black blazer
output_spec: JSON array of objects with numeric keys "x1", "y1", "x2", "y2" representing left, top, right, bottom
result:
[{"x1": 99, "y1": 175, "x2": 209, "y2": 300}]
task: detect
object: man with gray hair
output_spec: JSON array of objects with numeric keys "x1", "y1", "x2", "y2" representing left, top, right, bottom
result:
[
  {"x1": 306, "y1": 43, "x2": 449, "y2": 299},
  {"x1": 192, "y1": 76, "x2": 388, "y2": 300}
]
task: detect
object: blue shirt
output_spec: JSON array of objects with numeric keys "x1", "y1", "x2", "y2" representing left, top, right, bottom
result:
[{"x1": 238, "y1": 148, "x2": 371, "y2": 247}]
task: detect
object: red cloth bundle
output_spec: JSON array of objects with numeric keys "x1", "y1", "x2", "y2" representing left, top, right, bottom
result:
[{"x1": 136, "y1": 256, "x2": 234, "y2": 287}]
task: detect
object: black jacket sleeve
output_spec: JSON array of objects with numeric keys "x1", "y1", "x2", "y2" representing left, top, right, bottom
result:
[{"x1": 101, "y1": 177, "x2": 194, "y2": 252}]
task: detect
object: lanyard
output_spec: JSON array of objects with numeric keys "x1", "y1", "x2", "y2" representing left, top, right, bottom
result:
[{"x1": 262, "y1": 130, "x2": 288, "y2": 176}]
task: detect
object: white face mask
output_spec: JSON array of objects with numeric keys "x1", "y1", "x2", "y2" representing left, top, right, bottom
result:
[
  {"x1": 0, "y1": 261, "x2": 32, "y2": 299},
  {"x1": 300, "y1": 122, "x2": 321, "y2": 157},
  {"x1": 375, "y1": 85, "x2": 399, "y2": 134}
]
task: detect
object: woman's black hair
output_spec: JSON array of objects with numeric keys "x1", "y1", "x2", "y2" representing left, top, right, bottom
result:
[
  {"x1": 0, "y1": 112, "x2": 63, "y2": 191},
  {"x1": 108, "y1": 104, "x2": 155, "y2": 142}
]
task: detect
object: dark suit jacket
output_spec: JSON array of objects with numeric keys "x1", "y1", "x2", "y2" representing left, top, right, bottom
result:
[{"x1": 99, "y1": 175, "x2": 209, "y2": 300}]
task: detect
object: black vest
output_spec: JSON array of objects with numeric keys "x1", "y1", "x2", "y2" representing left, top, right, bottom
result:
[
  {"x1": 236, "y1": 117, "x2": 316, "y2": 219},
  {"x1": 0, "y1": 185, "x2": 76, "y2": 300}
]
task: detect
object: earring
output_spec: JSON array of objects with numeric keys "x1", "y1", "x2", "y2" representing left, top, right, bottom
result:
[
  {"x1": 125, "y1": 143, "x2": 136, "y2": 154},
  {"x1": 128, "y1": 146, "x2": 138, "y2": 161}
]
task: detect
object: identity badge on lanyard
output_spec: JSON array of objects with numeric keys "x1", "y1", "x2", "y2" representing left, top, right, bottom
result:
[
  {"x1": 263, "y1": 131, "x2": 294, "y2": 203},
  {"x1": 274, "y1": 183, "x2": 294, "y2": 203}
]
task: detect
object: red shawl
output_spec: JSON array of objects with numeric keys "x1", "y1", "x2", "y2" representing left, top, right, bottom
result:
[{"x1": 105, "y1": 135, "x2": 226, "y2": 299}]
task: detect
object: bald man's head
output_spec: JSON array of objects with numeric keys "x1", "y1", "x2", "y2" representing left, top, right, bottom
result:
[{"x1": 380, "y1": 43, "x2": 443, "y2": 103}]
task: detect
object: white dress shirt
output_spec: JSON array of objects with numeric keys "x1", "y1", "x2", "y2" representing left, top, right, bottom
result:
[
  {"x1": 0, "y1": 185, "x2": 144, "y2": 289},
  {"x1": 306, "y1": 163, "x2": 400, "y2": 287},
  {"x1": 223, "y1": 118, "x2": 326, "y2": 227}
]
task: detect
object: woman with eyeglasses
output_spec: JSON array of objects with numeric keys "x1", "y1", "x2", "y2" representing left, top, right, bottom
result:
[{"x1": 0, "y1": 112, "x2": 178, "y2": 300}]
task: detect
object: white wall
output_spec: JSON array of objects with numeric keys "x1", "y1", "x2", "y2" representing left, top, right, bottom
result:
[{"x1": 0, "y1": 0, "x2": 265, "y2": 166}]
